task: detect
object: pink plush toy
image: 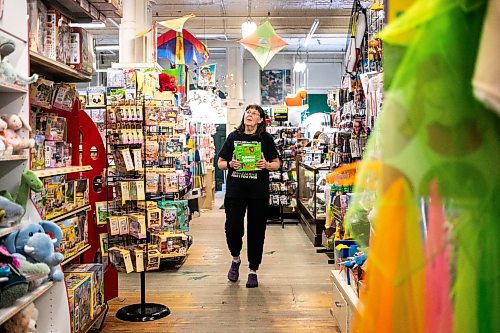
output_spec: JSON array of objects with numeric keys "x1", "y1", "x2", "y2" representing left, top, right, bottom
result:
[
  {"x1": 0, "y1": 114, "x2": 32, "y2": 153},
  {"x1": 0, "y1": 117, "x2": 7, "y2": 156}
]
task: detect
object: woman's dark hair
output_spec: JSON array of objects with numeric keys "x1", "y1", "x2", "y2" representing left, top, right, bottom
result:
[{"x1": 235, "y1": 104, "x2": 267, "y2": 137}]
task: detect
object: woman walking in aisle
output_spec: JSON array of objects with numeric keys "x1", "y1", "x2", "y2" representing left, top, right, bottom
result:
[{"x1": 217, "y1": 104, "x2": 280, "y2": 288}]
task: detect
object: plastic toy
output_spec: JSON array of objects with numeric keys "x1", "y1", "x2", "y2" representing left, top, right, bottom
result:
[
  {"x1": 0, "y1": 170, "x2": 43, "y2": 209},
  {"x1": 4, "y1": 221, "x2": 64, "y2": 281}
]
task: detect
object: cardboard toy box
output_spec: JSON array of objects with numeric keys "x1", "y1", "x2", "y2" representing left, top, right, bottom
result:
[
  {"x1": 128, "y1": 213, "x2": 146, "y2": 239},
  {"x1": 65, "y1": 273, "x2": 92, "y2": 333},
  {"x1": 65, "y1": 264, "x2": 104, "y2": 319},
  {"x1": 108, "y1": 247, "x2": 134, "y2": 274},
  {"x1": 69, "y1": 28, "x2": 95, "y2": 75}
]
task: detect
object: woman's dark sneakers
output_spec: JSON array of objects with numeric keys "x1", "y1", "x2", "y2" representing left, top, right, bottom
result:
[
  {"x1": 227, "y1": 260, "x2": 241, "y2": 282},
  {"x1": 246, "y1": 273, "x2": 258, "y2": 288}
]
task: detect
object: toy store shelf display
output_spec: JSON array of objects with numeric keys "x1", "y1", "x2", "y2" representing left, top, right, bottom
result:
[{"x1": 98, "y1": 66, "x2": 194, "y2": 273}]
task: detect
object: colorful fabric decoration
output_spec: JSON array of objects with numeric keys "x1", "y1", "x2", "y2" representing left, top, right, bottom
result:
[
  {"x1": 347, "y1": 0, "x2": 499, "y2": 332},
  {"x1": 136, "y1": 14, "x2": 195, "y2": 37},
  {"x1": 157, "y1": 29, "x2": 209, "y2": 65},
  {"x1": 239, "y1": 21, "x2": 288, "y2": 69}
]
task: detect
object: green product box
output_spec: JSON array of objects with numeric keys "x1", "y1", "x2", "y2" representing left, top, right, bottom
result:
[{"x1": 234, "y1": 142, "x2": 262, "y2": 172}]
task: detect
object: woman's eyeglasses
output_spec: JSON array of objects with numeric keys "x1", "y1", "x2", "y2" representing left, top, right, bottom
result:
[{"x1": 245, "y1": 110, "x2": 261, "y2": 117}]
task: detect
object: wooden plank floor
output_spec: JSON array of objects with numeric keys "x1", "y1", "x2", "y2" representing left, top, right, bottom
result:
[{"x1": 102, "y1": 195, "x2": 338, "y2": 332}]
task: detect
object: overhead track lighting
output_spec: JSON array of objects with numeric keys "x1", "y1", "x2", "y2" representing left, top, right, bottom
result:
[
  {"x1": 95, "y1": 45, "x2": 120, "y2": 51},
  {"x1": 303, "y1": 19, "x2": 319, "y2": 47}
]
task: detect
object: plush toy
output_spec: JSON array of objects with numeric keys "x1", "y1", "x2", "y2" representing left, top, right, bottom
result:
[
  {"x1": 0, "y1": 246, "x2": 28, "y2": 309},
  {"x1": 3, "y1": 221, "x2": 64, "y2": 281},
  {"x1": 0, "y1": 196, "x2": 24, "y2": 227},
  {"x1": 158, "y1": 73, "x2": 178, "y2": 93},
  {"x1": 0, "y1": 114, "x2": 31, "y2": 153},
  {"x1": 0, "y1": 36, "x2": 38, "y2": 86},
  {"x1": 0, "y1": 170, "x2": 43, "y2": 209},
  {"x1": 0, "y1": 117, "x2": 7, "y2": 157},
  {"x1": 285, "y1": 89, "x2": 307, "y2": 107},
  {"x1": 0, "y1": 302, "x2": 38, "y2": 333}
]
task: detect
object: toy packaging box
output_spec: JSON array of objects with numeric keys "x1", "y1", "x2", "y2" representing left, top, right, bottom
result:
[
  {"x1": 43, "y1": 175, "x2": 67, "y2": 219},
  {"x1": 234, "y1": 141, "x2": 262, "y2": 171},
  {"x1": 158, "y1": 200, "x2": 190, "y2": 232},
  {"x1": 75, "y1": 179, "x2": 89, "y2": 206},
  {"x1": 36, "y1": 114, "x2": 67, "y2": 141},
  {"x1": 128, "y1": 247, "x2": 144, "y2": 273},
  {"x1": 108, "y1": 247, "x2": 134, "y2": 273},
  {"x1": 65, "y1": 264, "x2": 104, "y2": 319},
  {"x1": 87, "y1": 86, "x2": 106, "y2": 107},
  {"x1": 57, "y1": 216, "x2": 82, "y2": 259},
  {"x1": 69, "y1": 28, "x2": 95, "y2": 75},
  {"x1": 52, "y1": 83, "x2": 77, "y2": 111},
  {"x1": 128, "y1": 213, "x2": 146, "y2": 239},
  {"x1": 65, "y1": 273, "x2": 92, "y2": 333},
  {"x1": 31, "y1": 134, "x2": 46, "y2": 170},
  {"x1": 30, "y1": 78, "x2": 54, "y2": 108}
]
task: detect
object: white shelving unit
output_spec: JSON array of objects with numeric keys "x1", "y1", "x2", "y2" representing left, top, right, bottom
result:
[
  {"x1": 330, "y1": 270, "x2": 358, "y2": 333},
  {"x1": 0, "y1": 2, "x2": 70, "y2": 332}
]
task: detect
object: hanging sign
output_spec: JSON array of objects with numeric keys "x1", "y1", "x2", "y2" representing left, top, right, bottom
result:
[
  {"x1": 198, "y1": 64, "x2": 216, "y2": 87},
  {"x1": 273, "y1": 105, "x2": 288, "y2": 121}
]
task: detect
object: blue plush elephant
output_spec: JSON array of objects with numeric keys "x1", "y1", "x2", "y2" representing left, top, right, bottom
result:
[{"x1": 3, "y1": 221, "x2": 64, "y2": 281}]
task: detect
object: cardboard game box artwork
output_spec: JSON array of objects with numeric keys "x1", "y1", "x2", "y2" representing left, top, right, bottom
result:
[{"x1": 234, "y1": 141, "x2": 262, "y2": 171}]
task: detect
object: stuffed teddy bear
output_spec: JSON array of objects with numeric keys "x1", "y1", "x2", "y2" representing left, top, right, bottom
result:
[
  {"x1": 0, "y1": 303, "x2": 39, "y2": 333},
  {"x1": 3, "y1": 221, "x2": 64, "y2": 281}
]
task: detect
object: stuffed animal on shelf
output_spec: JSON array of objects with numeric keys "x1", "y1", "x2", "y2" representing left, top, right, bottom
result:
[
  {"x1": 3, "y1": 221, "x2": 64, "y2": 281},
  {"x1": 0, "y1": 246, "x2": 28, "y2": 309},
  {"x1": 0, "y1": 114, "x2": 34, "y2": 154},
  {"x1": 0, "y1": 36, "x2": 38, "y2": 86},
  {"x1": 0, "y1": 170, "x2": 43, "y2": 209},
  {"x1": 0, "y1": 196, "x2": 25, "y2": 227},
  {"x1": 0, "y1": 302, "x2": 39, "y2": 333},
  {"x1": 0, "y1": 117, "x2": 8, "y2": 157}
]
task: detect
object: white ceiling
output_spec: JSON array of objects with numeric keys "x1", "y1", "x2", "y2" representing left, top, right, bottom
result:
[{"x1": 94, "y1": 0, "x2": 354, "y2": 53}]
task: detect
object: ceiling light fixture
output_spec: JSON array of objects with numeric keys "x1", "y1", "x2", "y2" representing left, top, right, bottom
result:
[
  {"x1": 95, "y1": 45, "x2": 120, "y2": 51},
  {"x1": 69, "y1": 21, "x2": 106, "y2": 29},
  {"x1": 303, "y1": 19, "x2": 319, "y2": 47},
  {"x1": 241, "y1": 20, "x2": 257, "y2": 38},
  {"x1": 241, "y1": 0, "x2": 257, "y2": 38},
  {"x1": 293, "y1": 61, "x2": 307, "y2": 73}
]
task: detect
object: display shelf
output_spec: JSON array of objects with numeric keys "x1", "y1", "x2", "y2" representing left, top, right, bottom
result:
[
  {"x1": 0, "y1": 224, "x2": 22, "y2": 238},
  {"x1": 81, "y1": 303, "x2": 108, "y2": 333},
  {"x1": 32, "y1": 165, "x2": 93, "y2": 178},
  {"x1": 50, "y1": 204, "x2": 92, "y2": 223},
  {"x1": 0, "y1": 155, "x2": 29, "y2": 162},
  {"x1": 0, "y1": 82, "x2": 28, "y2": 93},
  {"x1": 30, "y1": 51, "x2": 92, "y2": 83},
  {"x1": 42, "y1": 0, "x2": 106, "y2": 23},
  {"x1": 61, "y1": 244, "x2": 92, "y2": 266},
  {"x1": 0, "y1": 281, "x2": 54, "y2": 326},
  {"x1": 88, "y1": 0, "x2": 123, "y2": 18}
]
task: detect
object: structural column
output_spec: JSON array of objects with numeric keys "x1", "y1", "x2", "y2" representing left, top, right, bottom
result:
[
  {"x1": 119, "y1": 0, "x2": 155, "y2": 63},
  {"x1": 225, "y1": 45, "x2": 245, "y2": 134}
]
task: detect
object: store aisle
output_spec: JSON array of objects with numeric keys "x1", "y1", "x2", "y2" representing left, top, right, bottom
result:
[{"x1": 103, "y1": 194, "x2": 338, "y2": 332}]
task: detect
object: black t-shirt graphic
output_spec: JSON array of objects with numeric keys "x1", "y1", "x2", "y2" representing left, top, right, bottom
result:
[{"x1": 218, "y1": 131, "x2": 279, "y2": 199}]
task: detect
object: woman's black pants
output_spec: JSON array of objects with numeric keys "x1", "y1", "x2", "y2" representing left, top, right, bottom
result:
[{"x1": 224, "y1": 196, "x2": 268, "y2": 271}]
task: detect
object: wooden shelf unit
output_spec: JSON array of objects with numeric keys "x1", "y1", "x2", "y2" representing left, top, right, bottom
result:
[
  {"x1": 32, "y1": 165, "x2": 93, "y2": 178},
  {"x1": 61, "y1": 244, "x2": 92, "y2": 266},
  {"x1": 29, "y1": 51, "x2": 92, "y2": 83}
]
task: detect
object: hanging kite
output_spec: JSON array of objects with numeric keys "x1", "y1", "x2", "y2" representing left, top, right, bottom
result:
[
  {"x1": 157, "y1": 29, "x2": 209, "y2": 65},
  {"x1": 239, "y1": 21, "x2": 288, "y2": 69}
]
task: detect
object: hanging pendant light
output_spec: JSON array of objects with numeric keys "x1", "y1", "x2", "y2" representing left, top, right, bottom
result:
[
  {"x1": 241, "y1": 0, "x2": 257, "y2": 38},
  {"x1": 241, "y1": 20, "x2": 257, "y2": 38}
]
